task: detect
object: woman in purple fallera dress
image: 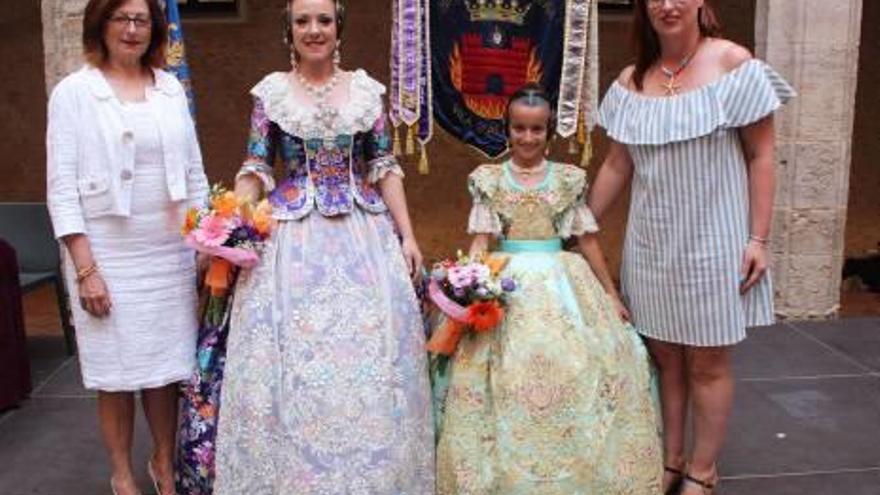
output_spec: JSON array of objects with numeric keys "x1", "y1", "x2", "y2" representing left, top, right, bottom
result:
[{"x1": 179, "y1": 1, "x2": 435, "y2": 494}]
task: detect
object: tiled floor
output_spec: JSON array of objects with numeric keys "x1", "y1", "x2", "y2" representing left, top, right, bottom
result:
[{"x1": 2, "y1": 292, "x2": 879, "y2": 494}]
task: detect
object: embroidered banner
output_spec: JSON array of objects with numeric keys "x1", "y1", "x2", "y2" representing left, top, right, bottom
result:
[
  {"x1": 430, "y1": 0, "x2": 565, "y2": 158},
  {"x1": 164, "y1": 0, "x2": 196, "y2": 117}
]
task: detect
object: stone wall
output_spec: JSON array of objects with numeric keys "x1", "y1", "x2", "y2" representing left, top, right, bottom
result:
[{"x1": 755, "y1": 0, "x2": 864, "y2": 318}]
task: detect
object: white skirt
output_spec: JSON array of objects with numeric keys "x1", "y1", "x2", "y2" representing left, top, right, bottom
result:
[{"x1": 64, "y1": 162, "x2": 197, "y2": 392}]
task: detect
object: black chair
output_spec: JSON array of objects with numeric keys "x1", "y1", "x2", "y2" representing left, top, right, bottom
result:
[{"x1": 0, "y1": 202, "x2": 76, "y2": 355}]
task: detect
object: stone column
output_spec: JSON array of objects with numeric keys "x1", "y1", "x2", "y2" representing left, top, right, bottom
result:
[
  {"x1": 755, "y1": 0, "x2": 863, "y2": 318},
  {"x1": 41, "y1": 0, "x2": 89, "y2": 93}
]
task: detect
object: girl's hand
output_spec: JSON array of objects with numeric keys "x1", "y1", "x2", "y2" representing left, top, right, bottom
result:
[
  {"x1": 401, "y1": 236, "x2": 424, "y2": 280},
  {"x1": 740, "y1": 240, "x2": 769, "y2": 294},
  {"x1": 610, "y1": 293, "x2": 631, "y2": 323},
  {"x1": 79, "y1": 272, "x2": 112, "y2": 318}
]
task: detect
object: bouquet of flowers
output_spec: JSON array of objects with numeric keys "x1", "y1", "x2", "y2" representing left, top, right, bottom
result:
[
  {"x1": 181, "y1": 184, "x2": 273, "y2": 309},
  {"x1": 425, "y1": 252, "x2": 517, "y2": 356}
]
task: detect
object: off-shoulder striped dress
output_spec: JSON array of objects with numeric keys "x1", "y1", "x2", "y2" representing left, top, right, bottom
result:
[{"x1": 598, "y1": 59, "x2": 796, "y2": 346}]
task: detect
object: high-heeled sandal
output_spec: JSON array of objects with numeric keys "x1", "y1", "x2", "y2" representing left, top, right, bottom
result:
[
  {"x1": 111, "y1": 477, "x2": 142, "y2": 495},
  {"x1": 663, "y1": 465, "x2": 686, "y2": 495},
  {"x1": 681, "y1": 472, "x2": 719, "y2": 495},
  {"x1": 148, "y1": 461, "x2": 175, "y2": 495}
]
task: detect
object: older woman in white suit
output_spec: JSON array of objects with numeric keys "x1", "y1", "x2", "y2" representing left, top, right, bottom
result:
[{"x1": 45, "y1": 0, "x2": 208, "y2": 493}]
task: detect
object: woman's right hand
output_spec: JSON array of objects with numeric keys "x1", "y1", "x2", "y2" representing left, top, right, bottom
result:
[
  {"x1": 78, "y1": 272, "x2": 112, "y2": 318},
  {"x1": 610, "y1": 292, "x2": 632, "y2": 323}
]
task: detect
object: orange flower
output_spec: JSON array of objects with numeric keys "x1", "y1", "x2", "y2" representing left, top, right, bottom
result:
[
  {"x1": 181, "y1": 207, "x2": 199, "y2": 235},
  {"x1": 252, "y1": 199, "x2": 273, "y2": 235},
  {"x1": 198, "y1": 403, "x2": 216, "y2": 419},
  {"x1": 211, "y1": 191, "x2": 239, "y2": 218},
  {"x1": 466, "y1": 301, "x2": 504, "y2": 332},
  {"x1": 484, "y1": 254, "x2": 510, "y2": 277}
]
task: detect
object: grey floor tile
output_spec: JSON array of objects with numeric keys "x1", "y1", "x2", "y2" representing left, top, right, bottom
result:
[
  {"x1": 735, "y1": 324, "x2": 868, "y2": 379},
  {"x1": 27, "y1": 335, "x2": 71, "y2": 387},
  {"x1": 790, "y1": 318, "x2": 880, "y2": 372},
  {"x1": 0, "y1": 398, "x2": 152, "y2": 495},
  {"x1": 721, "y1": 376, "x2": 880, "y2": 476},
  {"x1": 720, "y1": 470, "x2": 880, "y2": 495},
  {"x1": 33, "y1": 360, "x2": 95, "y2": 398}
]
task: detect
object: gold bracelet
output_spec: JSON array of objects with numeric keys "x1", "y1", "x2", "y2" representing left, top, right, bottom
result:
[{"x1": 75, "y1": 264, "x2": 99, "y2": 283}]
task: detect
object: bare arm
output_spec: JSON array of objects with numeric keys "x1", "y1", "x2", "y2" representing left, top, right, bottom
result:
[
  {"x1": 575, "y1": 232, "x2": 630, "y2": 322},
  {"x1": 468, "y1": 234, "x2": 492, "y2": 258},
  {"x1": 587, "y1": 140, "x2": 634, "y2": 220},
  {"x1": 737, "y1": 115, "x2": 776, "y2": 293},
  {"x1": 380, "y1": 173, "x2": 423, "y2": 276},
  {"x1": 62, "y1": 233, "x2": 112, "y2": 317}
]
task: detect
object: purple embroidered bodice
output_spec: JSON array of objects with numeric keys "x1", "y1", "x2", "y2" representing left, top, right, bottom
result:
[{"x1": 237, "y1": 70, "x2": 402, "y2": 220}]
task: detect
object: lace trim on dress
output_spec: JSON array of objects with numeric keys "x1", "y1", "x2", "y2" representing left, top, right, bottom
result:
[{"x1": 250, "y1": 69, "x2": 386, "y2": 139}]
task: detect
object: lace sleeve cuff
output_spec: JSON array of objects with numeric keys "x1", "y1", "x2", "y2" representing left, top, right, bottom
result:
[
  {"x1": 467, "y1": 203, "x2": 503, "y2": 235},
  {"x1": 558, "y1": 203, "x2": 599, "y2": 238},
  {"x1": 368, "y1": 156, "x2": 405, "y2": 184},
  {"x1": 236, "y1": 160, "x2": 276, "y2": 192}
]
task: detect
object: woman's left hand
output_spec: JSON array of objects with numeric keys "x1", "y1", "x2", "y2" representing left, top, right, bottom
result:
[
  {"x1": 740, "y1": 240, "x2": 769, "y2": 294},
  {"x1": 401, "y1": 236, "x2": 424, "y2": 280}
]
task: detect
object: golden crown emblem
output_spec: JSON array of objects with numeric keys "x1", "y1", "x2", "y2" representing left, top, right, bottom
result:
[{"x1": 466, "y1": 0, "x2": 530, "y2": 25}]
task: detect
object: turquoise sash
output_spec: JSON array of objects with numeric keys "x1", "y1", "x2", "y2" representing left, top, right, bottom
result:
[{"x1": 499, "y1": 239, "x2": 563, "y2": 253}]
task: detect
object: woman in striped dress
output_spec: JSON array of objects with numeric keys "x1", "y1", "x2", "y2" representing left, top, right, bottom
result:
[{"x1": 589, "y1": 1, "x2": 795, "y2": 494}]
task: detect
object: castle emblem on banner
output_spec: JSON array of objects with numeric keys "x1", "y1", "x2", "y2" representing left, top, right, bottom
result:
[{"x1": 431, "y1": 0, "x2": 563, "y2": 157}]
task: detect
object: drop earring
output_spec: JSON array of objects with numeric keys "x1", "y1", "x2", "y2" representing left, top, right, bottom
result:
[{"x1": 333, "y1": 41, "x2": 341, "y2": 68}]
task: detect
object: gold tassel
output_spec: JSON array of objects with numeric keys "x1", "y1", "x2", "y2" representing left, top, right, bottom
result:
[
  {"x1": 406, "y1": 126, "x2": 416, "y2": 155},
  {"x1": 576, "y1": 112, "x2": 587, "y2": 146},
  {"x1": 392, "y1": 126, "x2": 402, "y2": 157},
  {"x1": 568, "y1": 137, "x2": 578, "y2": 155},
  {"x1": 418, "y1": 142, "x2": 430, "y2": 174},
  {"x1": 579, "y1": 135, "x2": 592, "y2": 169}
]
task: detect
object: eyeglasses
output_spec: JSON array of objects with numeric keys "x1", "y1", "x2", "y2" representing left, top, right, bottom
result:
[
  {"x1": 108, "y1": 14, "x2": 152, "y2": 30},
  {"x1": 647, "y1": 0, "x2": 688, "y2": 9}
]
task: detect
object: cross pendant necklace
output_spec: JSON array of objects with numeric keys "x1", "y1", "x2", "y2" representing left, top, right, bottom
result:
[{"x1": 660, "y1": 41, "x2": 701, "y2": 96}]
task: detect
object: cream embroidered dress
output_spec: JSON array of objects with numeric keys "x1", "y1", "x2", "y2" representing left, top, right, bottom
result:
[
  {"x1": 434, "y1": 162, "x2": 663, "y2": 495},
  {"x1": 213, "y1": 70, "x2": 434, "y2": 494}
]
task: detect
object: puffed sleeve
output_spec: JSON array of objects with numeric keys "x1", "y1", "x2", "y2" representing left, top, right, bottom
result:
[
  {"x1": 46, "y1": 79, "x2": 85, "y2": 239},
  {"x1": 467, "y1": 165, "x2": 503, "y2": 235},
  {"x1": 365, "y1": 113, "x2": 405, "y2": 183},
  {"x1": 556, "y1": 165, "x2": 599, "y2": 238},
  {"x1": 235, "y1": 96, "x2": 277, "y2": 192}
]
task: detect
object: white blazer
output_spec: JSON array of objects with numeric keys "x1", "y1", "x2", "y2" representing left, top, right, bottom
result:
[{"x1": 46, "y1": 65, "x2": 209, "y2": 239}]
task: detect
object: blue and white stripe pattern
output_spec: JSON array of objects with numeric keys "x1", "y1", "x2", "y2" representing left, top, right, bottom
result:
[{"x1": 598, "y1": 59, "x2": 796, "y2": 346}]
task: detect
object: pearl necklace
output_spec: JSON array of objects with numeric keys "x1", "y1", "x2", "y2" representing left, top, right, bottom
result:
[
  {"x1": 296, "y1": 69, "x2": 340, "y2": 101},
  {"x1": 507, "y1": 160, "x2": 547, "y2": 183},
  {"x1": 509, "y1": 159, "x2": 548, "y2": 178},
  {"x1": 294, "y1": 69, "x2": 341, "y2": 133}
]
